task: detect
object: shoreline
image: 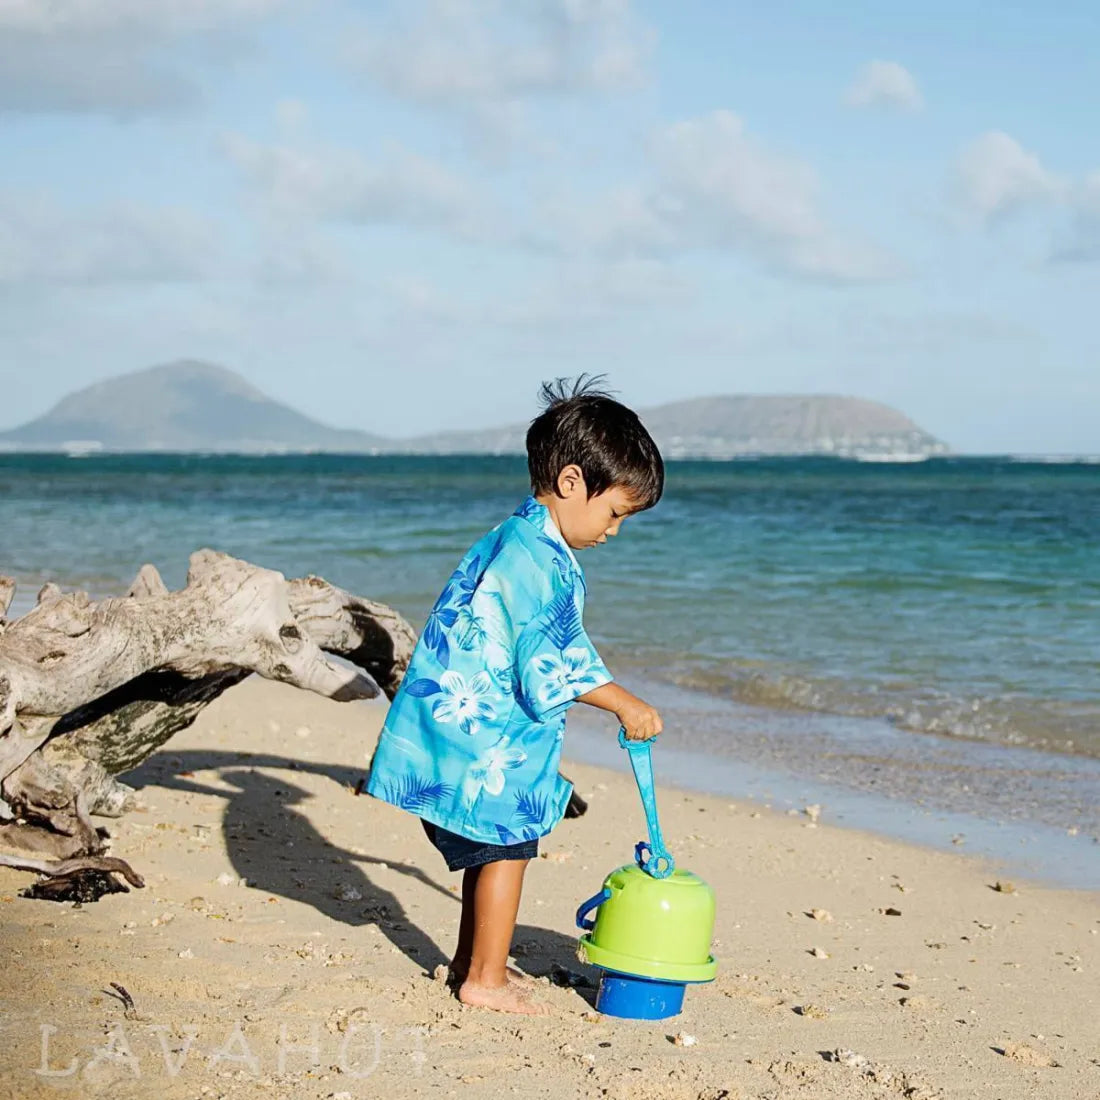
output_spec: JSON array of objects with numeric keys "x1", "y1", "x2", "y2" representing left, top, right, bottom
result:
[
  {"x1": 569, "y1": 722, "x2": 1100, "y2": 893},
  {"x1": 5, "y1": 576, "x2": 1098, "y2": 886},
  {"x1": 572, "y1": 677, "x2": 1100, "y2": 891},
  {"x1": 5, "y1": 575, "x2": 1098, "y2": 886},
  {"x1": 1, "y1": 677, "x2": 1097, "y2": 1100}
]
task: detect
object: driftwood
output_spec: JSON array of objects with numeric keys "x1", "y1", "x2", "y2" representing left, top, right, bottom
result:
[{"x1": 0, "y1": 550, "x2": 417, "y2": 893}]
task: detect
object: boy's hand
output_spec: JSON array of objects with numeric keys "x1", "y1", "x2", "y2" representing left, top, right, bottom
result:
[
  {"x1": 576, "y1": 681, "x2": 663, "y2": 740},
  {"x1": 617, "y1": 699, "x2": 663, "y2": 741}
]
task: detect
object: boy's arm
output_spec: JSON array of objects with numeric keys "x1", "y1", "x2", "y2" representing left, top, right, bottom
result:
[{"x1": 577, "y1": 681, "x2": 663, "y2": 741}]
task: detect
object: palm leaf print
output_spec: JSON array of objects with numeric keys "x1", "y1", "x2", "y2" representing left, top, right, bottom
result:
[
  {"x1": 496, "y1": 823, "x2": 540, "y2": 845},
  {"x1": 513, "y1": 789, "x2": 550, "y2": 828},
  {"x1": 381, "y1": 776, "x2": 454, "y2": 813},
  {"x1": 541, "y1": 588, "x2": 582, "y2": 651}
]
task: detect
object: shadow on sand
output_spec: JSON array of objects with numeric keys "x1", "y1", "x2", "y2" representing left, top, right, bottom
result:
[{"x1": 123, "y1": 749, "x2": 598, "y2": 1004}]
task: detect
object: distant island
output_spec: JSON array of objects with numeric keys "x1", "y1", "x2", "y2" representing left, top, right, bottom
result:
[{"x1": 0, "y1": 361, "x2": 949, "y2": 460}]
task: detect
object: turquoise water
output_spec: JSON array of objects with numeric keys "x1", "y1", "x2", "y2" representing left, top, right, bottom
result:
[
  {"x1": 5, "y1": 452, "x2": 1097, "y2": 875},
  {"x1": 4, "y1": 453, "x2": 1098, "y2": 758}
]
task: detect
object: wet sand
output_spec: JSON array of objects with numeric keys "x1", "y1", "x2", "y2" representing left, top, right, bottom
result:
[
  {"x1": 1, "y1": 677, "x2": 1097, "y2": 1099},
  {"x1": 566, "y1": 680, "x2": 1100, "y2": 889}
]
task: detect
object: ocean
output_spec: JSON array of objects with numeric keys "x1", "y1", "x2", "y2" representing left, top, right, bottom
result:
[{"x1": 3, "y1": 453, "x2": 1098, "y2": 882}]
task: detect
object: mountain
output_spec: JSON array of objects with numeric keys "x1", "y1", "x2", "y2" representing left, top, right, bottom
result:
[
  {"x1": 0, "y1": 361, "x2": 386, "y2": 454},
  {"x1": 0, "y1": 362, "x2": 948, "y2": 458},
  {"x1": 641, "y1": 394, "x2": 947, "y2": 459},
  {"x1": 396, "y1": 394, "x2": 948, "y2": 459}
]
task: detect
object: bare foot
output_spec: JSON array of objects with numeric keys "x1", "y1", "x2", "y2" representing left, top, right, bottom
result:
[
  {"x1": 458, "y1": 978, "x2": 552, "y2": 1016},
  {"x1": 448, "y1": 964, "x2": 535, "y2": 989},
  {"x1": 506, "y1": 965, "x2": 538, "y2": 988}
]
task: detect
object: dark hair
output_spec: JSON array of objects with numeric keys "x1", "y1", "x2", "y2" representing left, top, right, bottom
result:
[{"x1": 526, "y1": 375, "x2": 664, "y2": 510}]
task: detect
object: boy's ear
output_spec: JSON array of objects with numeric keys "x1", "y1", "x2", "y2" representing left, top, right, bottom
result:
[{"x1": 555, "y1": 464, "x2": 586, "y2": 499}]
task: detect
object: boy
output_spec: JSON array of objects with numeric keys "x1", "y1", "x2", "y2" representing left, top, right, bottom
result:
[{"x1": 366, "y1": 377, "x2": 664, "y2": 1016}]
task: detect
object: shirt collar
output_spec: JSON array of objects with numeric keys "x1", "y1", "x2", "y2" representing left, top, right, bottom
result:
[{"x1": 514, "y1": 495, "x2": 584, "y2": 579}]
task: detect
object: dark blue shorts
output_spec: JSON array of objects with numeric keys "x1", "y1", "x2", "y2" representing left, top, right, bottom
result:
[{"x1": 420, "y1": 819, "x2": 538, "y2": 872}]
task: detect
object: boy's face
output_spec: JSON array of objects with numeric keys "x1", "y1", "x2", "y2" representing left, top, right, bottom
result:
[{"x1": 544, "y1": 465, "x2": 642, "y2": 550}]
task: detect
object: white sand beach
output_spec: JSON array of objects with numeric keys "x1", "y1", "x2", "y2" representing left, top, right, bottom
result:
[{"x1": 1, "y1": 676, "x2": 1097, "y2": 1100}]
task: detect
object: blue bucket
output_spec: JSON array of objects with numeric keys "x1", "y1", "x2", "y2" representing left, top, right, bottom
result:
[{"x1": 594, "y1": 971, "x2": 687, "y2": 1020}]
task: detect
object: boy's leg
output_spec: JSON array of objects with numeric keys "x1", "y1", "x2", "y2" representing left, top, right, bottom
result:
[
  {"x1": 449, "y1": 866, "x2": 535, "y2": 988},
  {"x1": 457, "y1": 859, "x2": 549, "y2": 1015},
  {"x1": 448, "y1": 864, "x2": 480, "y2": 978}
]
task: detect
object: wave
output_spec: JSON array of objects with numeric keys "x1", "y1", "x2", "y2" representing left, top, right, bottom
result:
[
  {"x1": 853, "y1": 453, "x2": 930, "y2": 464},
  {"x1": 654, "y1": 662, "x2": 1100, "y2": 761},
  {"x1": 1004, "y1": 454, "x2": 1100, "y2": 465}
]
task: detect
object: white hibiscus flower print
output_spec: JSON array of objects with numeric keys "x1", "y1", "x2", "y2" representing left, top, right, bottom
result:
[
  {"x1": 430, "y1": 670, "x2": 497, "y2": 736},
  {"x1": 463, "y1": 737, "x2": 527, "y2": 804},
  {"x1": 530, "y1": 647, "x2": 605, "y2": 706}
]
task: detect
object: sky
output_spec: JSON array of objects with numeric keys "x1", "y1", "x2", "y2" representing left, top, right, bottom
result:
[{"x1": 1, "y1": 1, "x2": 1098, "y2": 453}]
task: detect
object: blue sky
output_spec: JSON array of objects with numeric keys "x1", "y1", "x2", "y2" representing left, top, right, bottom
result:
[{"x1": 2, "y1": 0, "x2": 1098, "y2": 452}]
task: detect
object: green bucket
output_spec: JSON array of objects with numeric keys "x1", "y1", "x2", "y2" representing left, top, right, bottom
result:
[{"x1": 576, "y1": 862, "x2": 717, "y2": 983}]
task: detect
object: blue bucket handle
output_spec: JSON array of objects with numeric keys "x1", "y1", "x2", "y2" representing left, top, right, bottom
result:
[
  {"x1": 576, "y1": 887, "x2": 612, "y2": 930},
  {"x1": 618, "y1": 727, "x2": 675, "y2": 879}
]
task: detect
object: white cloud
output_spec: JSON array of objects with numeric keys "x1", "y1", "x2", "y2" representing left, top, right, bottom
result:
[
  {"x1": 343, "y1": 0, "x2": 652, "y2": 149},
  {"x1": 654, "y1": 112, "x2": 825, "y2": 246},
  {"x1": 0, "y1": 0, "x2": 290, "y2": 114},
  {"x1": 952, "y1": 132, "x2": 1100, "y2": 263},
  {"x1": 844, "y1": 60, "x2": 923, "y2": 112},
  {"x1": 657, "y1": 111, "x2": 900, "y2": 282},
  {"x1": 535, "y1": 110, "x2": 900, "y2": 283},
  {"x1": 532, "y1": 185, "x2": 678, "y2": 256},
  {"x1": 0, "y1": 0, "x2": 282, "y2": 33},
  {"x1": 0, "y1": 193, "x2": 219, "y2": 285},
  {"x1": 384, "y1": 257, "x2": 692, "y2": 331},
  {"x1": 347, "y1": 0, "x2": 649, "y2": 102},
  {"x1": 224, "y1": 106, "x2": 898, "y2": 286},
  {"x1": 222, "y1": 134, "x2": 493, "y2": 239},
  {"x1": 501, "y1": 258, "x2": 694, "y2": 325},
  {"x1": 251, "y1": 231, "x2": 352, "y2": 286},
  {"x1": 956, "y1": 131, "x2": 1063, "y2": 220},
  {"x1": 0, "y1": 39, "x2": 195, "y2": 114},
  {"x1": 1054, "y1": 172, "x2": 1100, "y2": 262}
]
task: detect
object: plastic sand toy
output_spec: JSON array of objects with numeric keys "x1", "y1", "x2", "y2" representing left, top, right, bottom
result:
[{"x1": 575, "y1": 729, "x2": 717, "y2": 1019}]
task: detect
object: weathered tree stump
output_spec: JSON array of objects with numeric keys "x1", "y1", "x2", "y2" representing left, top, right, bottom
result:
[{"x1": 0, "y1": 550, "x2": 417, "y2": 891}]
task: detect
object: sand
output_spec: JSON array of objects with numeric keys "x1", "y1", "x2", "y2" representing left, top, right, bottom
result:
[{"x1": 1, "y1": 676, "x2": 1097, "y2": 1100}]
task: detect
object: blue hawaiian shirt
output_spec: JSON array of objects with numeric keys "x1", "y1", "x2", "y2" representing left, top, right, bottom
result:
[{"x1": 366, "y1": 497, "x2": 613, "y2": 845}]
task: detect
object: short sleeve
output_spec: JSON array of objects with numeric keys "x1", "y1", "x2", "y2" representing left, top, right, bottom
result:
[{"x1": 515, "y1": 588, "x2": 613, "y2": 722}]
